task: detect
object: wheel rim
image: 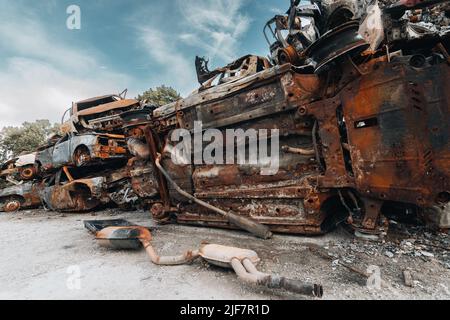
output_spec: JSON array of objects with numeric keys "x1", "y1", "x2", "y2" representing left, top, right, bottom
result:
[
  {"x1": 20, "y1": 168, "x2": 35, "y2": 180},
  {"x1": 4, "y1": 200, "x2": 21, "y2": 212}
]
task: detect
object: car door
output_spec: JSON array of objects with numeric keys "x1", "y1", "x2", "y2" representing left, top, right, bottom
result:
[{"x1": 52, "y1": 135, "x2": 72, "y2": 168}]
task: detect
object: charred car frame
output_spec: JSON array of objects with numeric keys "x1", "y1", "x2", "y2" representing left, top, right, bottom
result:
[
  {"x1": 35, "y1": 133, "x2": 128, "y2": 172},
  {"x1": 61, "y1": 90, "x2": 141, "y2": 134},
  {"x1": 0, "y1": 182, "x2": 42, "y2": 212}
]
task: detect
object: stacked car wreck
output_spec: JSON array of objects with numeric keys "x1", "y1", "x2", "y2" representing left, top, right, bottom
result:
[
  {"x1": 0, "y1": 0, "x2": 449, "y2": 239},
  {"x1": 0, "y1": 93, "x2": 140, "y2": 213}
]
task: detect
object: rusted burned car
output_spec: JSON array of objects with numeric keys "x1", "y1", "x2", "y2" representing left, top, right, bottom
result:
[
  {"x1": 119, "y1": 108, "x2": 173, "y2": 217},
  {"x1": 120, "y1": 0, "x2": 449, "y2": 237},
  {"x1": 40, "y1": 167, "x2": 137, "y2": 212},
  {"x1": 0, "y1": 153, "x2": 38, "y2": 182},
  {"x1": 0, "y1": 182, "x2": 42, "y2": 212},
  {"x1": 35, "y1": 133, "x2": 128, "y2": 172},
  {"x1": 61, "y1": 90, "x2": 141, "y2": 134}
]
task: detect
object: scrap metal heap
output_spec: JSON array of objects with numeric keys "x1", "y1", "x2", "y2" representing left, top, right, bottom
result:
[
  {"x1": 0, "y1": 0, "x2": 448, "y2": 239},
  {"x1": 0, "y1": 94, "x2": 140, "y2": 213},
  {"x1": 131, "y1": 0, "x2": 450, "y2": 237}
]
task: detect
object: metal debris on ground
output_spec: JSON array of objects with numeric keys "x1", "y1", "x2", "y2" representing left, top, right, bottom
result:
[{"x1": 84, "y1": 219, "x2": 323, "y2": 298}]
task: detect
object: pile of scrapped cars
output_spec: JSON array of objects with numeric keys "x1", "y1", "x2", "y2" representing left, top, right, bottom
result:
[
  {"x1": 0, "y1": 92, "x2": 139, "y2": 213},
  {"x1": 1, "y1": 0, "x2": 449, "y2": 241}
]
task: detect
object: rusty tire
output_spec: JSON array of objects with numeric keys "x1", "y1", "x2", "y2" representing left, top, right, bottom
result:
[
  {"x1": 19, "y1": 166, "x2": 36, "y2": 180},
  {"x1": 318, "y1": 0, "x2": 367, "y2": 32},
  {"x1": 151, "y1": 202, "x2": 171, "y2": 223},
  {"x1": 4, "y1": 198, "x2": 22, "y2": 212},
  {"x1": 74, "y1": 146, "x2": 91, "y2": 167}
]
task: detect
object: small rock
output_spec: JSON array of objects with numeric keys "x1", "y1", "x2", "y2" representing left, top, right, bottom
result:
[
  {"x1": 332, "y1": 259, "x2": 340, "y2": 268},
  {"x1": 403, "y1": 270, "x2": 414, "y2": 288},
  {"x1": 328, "y1": 252, "x2": 338, "y2": 259},
  {"x1": 385, "y1": 251, "x2": 394, "y2": 258},
  {"x1": 402, "y1": 241, "x2": 413, "y2": 247},
  {"x1": 421, "y1": 251, "x2": 434, "y2": 258}
]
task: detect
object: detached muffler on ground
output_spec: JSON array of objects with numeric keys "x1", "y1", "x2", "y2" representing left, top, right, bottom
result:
[
  {"x1": 85, "y1": 220, "x2": 323, "y2": 298},
  {"x1": 199, "y1": 244, "x2": 323, "y2": 298}
]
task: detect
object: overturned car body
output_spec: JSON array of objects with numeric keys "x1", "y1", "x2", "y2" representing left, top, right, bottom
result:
[
  {"x1": 122, "y1": 0, "x2": 449, "y2": 236},
  {"x1": 1, "y1": 1, "x2": 447, "y2": 236},
  {"x1": 61, "y1": 91, "x2": 141, "y2": 134},
  {"x1": 40, "y1": 167, "x2": 137, "y2": 212}
]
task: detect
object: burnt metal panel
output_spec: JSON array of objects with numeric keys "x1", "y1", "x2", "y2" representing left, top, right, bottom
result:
[{"x1": 341, "y1": 61, "x2": 449, "y2": 207}]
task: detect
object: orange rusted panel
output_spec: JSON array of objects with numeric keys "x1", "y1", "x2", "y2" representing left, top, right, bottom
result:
[{"x1": 341, "y1": 61, "x2": 449, "y2": 207}]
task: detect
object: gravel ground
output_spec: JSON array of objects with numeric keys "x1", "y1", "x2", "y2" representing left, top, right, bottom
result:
[{"x1": 0, "y1": 209, "x2": 449, "y2": 300}]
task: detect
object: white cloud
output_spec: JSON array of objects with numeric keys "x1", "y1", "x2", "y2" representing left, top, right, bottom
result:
[
  {"x1": 0, "y1": 2, "x2": 97, "y2": 74},
  {"x1": 0, "y1": 2, "x2": 135, "y2": 129},
  {"x1": 137, "y1": 28, "x2": 198, "y2": 96},
  {"x1": 0, "y1": 0, "x2": 255, "y2": 129},
  {"x1": 176, "y1": 0, "x2": 252, "y2": 62},
  {"x1": 0, "y1": 57, "x2": 132, "y2": 128},
  {"x1": 269, "y1": 7, "x2": 285, "y2": 15},
  {"x1": 134, "y1": 0, "x2": 252, "y2": 96}
]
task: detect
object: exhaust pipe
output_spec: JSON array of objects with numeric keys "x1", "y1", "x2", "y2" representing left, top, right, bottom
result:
[
  {"x1": 155, "y1": 154, "x2": 273, "y2": 240},
  {"x1": 232, "y1": 258, "x2": 323, "y2": 297},
  {"x1": 96, "y1": 226, "x2": 200, "y2": 265},
  {"x1": 92, "y1": 225, "x2": 322, "y2": 298}
]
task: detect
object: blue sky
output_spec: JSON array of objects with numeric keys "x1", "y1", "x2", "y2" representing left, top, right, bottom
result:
[{"x1": 0, "y1": 0, "x2": 289, "y2": 128}]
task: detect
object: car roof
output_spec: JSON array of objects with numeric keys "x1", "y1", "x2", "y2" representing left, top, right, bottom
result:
[{"x1": 75, "y1": 94, "x2": 117, "y2": 104}]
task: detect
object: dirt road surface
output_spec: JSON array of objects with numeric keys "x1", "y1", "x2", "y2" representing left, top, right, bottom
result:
[{"x1": 0, "y1": 209, "x2": 449, "y2": 300}]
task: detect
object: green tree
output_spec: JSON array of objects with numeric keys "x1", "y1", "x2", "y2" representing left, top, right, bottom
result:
[
  {"x1": 0, "y1": 120, "x2": 60, "y2": 163},
  {"x1": 137, "y1": 85, "x2": 181, "y2": 107}
]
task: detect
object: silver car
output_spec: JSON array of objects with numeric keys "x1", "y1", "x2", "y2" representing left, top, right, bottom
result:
[{"x1": 35, "y1": 133, "x2": 128, "y2": 172}]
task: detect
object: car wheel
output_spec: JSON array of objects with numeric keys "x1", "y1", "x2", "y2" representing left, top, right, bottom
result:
[
  {"x1": 19, "y1": 165, "x2": 37, "y2": 180},
  {"x1": 4, "y1": 197, "x2": 22, "y2": 212},
  {"x1": 74, "y1": 146, "x2": 91, "y2": 167}
]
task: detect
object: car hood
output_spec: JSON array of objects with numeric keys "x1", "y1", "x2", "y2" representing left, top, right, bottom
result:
[
  {"x1": 77, "y1": 99, "x2": 139, "y2": 117},
  {"x1": 16, "y1": 153, "x2": 36, "y2": 167}
]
